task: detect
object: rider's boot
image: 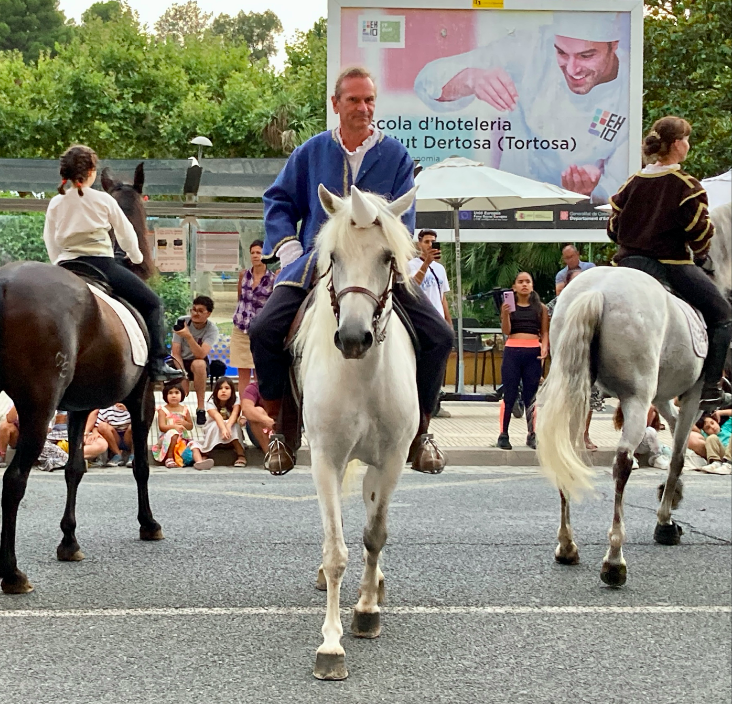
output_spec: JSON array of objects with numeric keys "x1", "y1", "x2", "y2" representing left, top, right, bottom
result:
[
  {"x1": 260, "y1": 397, "x2": 296, "y2": 476},
  {"x1": 699, "y1": 320, "x2": 732, "y2": 411},
  {"x1": 409, "y1": 412, "x2": 446, "y2": 474},
  {"x1": 147, "y1": 308, "x2": 185, "y2": 382}
]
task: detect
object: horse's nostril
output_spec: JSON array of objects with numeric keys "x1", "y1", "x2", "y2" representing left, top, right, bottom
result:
[
  {"x1": 363, "y1": 331, "x2": 373, "y2": 348},
  {"x1": 334, "y1": 331, "x2": 343, "y2": 351}
]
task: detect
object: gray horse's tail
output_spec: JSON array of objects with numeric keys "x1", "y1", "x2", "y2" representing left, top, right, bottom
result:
[{"x1": 536, "y1": 290, "x2": 604, "y2": 502}]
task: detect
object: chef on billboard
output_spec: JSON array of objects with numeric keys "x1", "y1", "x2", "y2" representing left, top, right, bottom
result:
[{"x1": 414, "y1": 11, "x2": 630, "y2": 204}]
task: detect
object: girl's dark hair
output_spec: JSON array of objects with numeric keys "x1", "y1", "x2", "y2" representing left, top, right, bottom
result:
[
  {"x1": 642, "y1": 116, "x2": 691, "y2": 163},
  {"x1": 210, "y1": 378, "x2": 237, "y2": 413},
  {"x1": 514, "y1": 271, "x2": 543, "y2": 323},
  {"x1": 162, "y1": 381, "x2": 186, "y2": 403},
  {"x1": 250, "y1": 239, "x2": 264, "y2": 251},
  {"x1": 695, "y1": 412, "x2": 712, "y2": 431},
  {"x1": 59, "y1": 144, "x2": 98, "y2": 197}
]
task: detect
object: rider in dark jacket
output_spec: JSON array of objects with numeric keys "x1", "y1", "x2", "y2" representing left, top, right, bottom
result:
[{"x1": 608, "y1": 116, "x2": 732, "y2": 411}]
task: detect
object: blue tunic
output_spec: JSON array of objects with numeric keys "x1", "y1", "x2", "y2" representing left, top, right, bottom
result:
[{"x1": 262, "y1": 128, "x2": 416, "y2": 289}]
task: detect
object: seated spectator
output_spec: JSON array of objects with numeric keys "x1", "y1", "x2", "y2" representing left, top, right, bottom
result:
[
  {"x1": 554, "y1": 244, "x2": 595, "y2": 296},
  {"x1": 231, "y1": 240, "x2": 275, "y2": 394},
  {"x1": 199, "y1": 378, "x2": 246, "y2": 467},
  {"x1": 688, "y1": 411, "x2": 732, "y2": 474},
  {"x1": 152, "y1": 382, "x2": 213, "y2": 470},
  {"x1": 613, "y1": 405, "x2": 670, "y2": 470},
  {"x1": 171, "y1": 296, "x2": 219, "y2": 426},
  {"x1": 238, "y1": 380, "x2": 275, "y2": 452},
  {"x1": 42, "y1": 412, "x2": 110, "y2": 471},
  {"x1": 88, "y1": 404, "x2": 133, "y2": 467},
  {"x1": 0, "y1": 405, "x2": 19, "y2": 468}
]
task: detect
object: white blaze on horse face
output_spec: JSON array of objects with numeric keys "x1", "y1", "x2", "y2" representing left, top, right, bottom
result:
[{"x1": 350, "y1": 186, "x2": 379, "y2": 228}]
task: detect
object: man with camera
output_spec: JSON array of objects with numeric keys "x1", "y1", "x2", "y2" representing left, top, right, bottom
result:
[
  {"x1": 409, "y1": 229, "x2": 452, "y2": 419},
  {"x1": 171, "y1": 295, "x2": 219, "y2": 425}
]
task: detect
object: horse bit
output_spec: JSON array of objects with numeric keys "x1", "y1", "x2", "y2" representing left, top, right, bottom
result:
[{"x1": 323, "y1": 258, "x2": 399, "y2": 345}]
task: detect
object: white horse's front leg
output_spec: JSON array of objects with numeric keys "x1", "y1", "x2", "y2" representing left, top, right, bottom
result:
[
  {"x1": 601, "y1": 399, "x2": 646, "y2": 588},
  {"x1": 352, "y1": 461, "x2": 401, "y2": 638},
  {"x1": 555, "y1": 490, "x2": 579, "y2": 565},
  {"x1": 311, "y1": 453, "x2": 349, "y2": 680}
]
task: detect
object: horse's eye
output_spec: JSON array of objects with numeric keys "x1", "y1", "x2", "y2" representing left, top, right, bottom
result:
[{"x1": 383, "y1": 250, "x2": 393, "y2": 264}]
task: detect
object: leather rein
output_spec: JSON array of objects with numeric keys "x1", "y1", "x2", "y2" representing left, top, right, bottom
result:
[{"x1": 321, "y1": 257, "x2": 398, "y2": 345}]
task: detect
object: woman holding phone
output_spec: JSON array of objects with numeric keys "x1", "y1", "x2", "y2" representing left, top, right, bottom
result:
[{"x1": 498, "y1": 272, "x2": 549, "y2": 450}]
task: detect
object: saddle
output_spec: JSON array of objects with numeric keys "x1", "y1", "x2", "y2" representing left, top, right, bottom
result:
[
  {"x1": 618, "y1": 256, "x2": 708, "y2": 358},
  {"x1": 58, "y1": 260, "x2": 149, "y2": 366}
]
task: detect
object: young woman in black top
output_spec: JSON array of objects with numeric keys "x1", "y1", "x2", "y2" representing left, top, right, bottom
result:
[{"x1": 498, "y1": 272, "x2": 549, "y2": 450}]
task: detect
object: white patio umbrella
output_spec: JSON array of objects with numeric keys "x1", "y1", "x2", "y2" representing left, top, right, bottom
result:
[
  {"x1": 701, "y1": 169, "x2": 731, "y2": 211},
  {"x1": 414, "y1": 156, "x2": 589, "y2": 393}
]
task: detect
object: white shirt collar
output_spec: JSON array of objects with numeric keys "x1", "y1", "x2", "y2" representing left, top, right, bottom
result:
[
  {"x1": 336, "y1": 125, "x2": 381, "y2": 156},
  {"x1": 642, "y1": 163, "x2": 681, "y2": 174}
]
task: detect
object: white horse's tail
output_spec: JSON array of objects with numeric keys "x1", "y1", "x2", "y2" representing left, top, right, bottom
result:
[{"x1": 536, "y1": 290, "x2": 604, "y2": 502}]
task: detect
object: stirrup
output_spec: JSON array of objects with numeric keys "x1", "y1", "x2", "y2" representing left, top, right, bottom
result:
[
  {"x1": 149, "y1": 360, "x2": 185, "y2": 382},
  {"x1": 264, "y1": 434, "x2": 295, "y2": 476},
  {"x1": 411, "y1": 433, "x2": 446, "y2": 474}
]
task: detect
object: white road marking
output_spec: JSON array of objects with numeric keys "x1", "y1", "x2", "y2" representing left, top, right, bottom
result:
[{"x1": 0, "y1": 605, "x2": 728, "y2": 619}]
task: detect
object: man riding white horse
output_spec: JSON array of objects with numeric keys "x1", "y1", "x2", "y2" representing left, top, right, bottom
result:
[
  {"x1": 608, "y1": 115, "x2": 732, "y2": 411},
  {"x1": 249, "y1": 66, "x2": 454, "y2": 475}
]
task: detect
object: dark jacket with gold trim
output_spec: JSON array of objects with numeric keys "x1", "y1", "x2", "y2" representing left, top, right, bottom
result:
[
  {"x1": 608, "y1": 168, "x2": 714, "y2": 265},
  {"x1": 262, "y1": 128, "x2": 416, "y2": 289}
]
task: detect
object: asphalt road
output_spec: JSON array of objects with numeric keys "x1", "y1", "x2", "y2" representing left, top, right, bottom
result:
[{"x1": 1, "y1": 465, "x2": 730, "y2": 704}]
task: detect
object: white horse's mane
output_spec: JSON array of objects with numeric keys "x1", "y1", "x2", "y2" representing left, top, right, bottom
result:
[{"x1": 294, "y1": 191, "x2": 417, "y2": 366}]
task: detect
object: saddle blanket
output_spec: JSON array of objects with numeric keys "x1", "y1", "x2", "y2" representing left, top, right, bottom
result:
[
  {"x1": 672, "y1": 297, "x2": 708, "y2": 358},
  {"x1": 88, "y1": 284, "x2": 148, "y2": 367}
]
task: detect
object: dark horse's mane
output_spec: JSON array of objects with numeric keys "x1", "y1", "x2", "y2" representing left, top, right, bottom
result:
[{"x1": 101, "y1": 163, "x2": 156, "y2": 281}]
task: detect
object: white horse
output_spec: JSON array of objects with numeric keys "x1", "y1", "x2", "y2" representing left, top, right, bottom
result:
[
  {"x1": 709, "y1": 203, "x2": 732, "y2": 301},
  {"x1": 293, "y1": 184, "x2": 419, "y2": 680},
  {"x1": 536, "y1": 265, "x2": 707, "y2": 587}
]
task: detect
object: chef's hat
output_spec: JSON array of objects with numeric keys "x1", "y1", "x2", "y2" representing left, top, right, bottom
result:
[{"x1": 552, "y1": 11, "x2": 623, "y2": 43}]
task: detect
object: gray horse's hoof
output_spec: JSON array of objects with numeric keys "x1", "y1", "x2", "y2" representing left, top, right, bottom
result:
[
  {"x1": 600, "y1": 562, "x2": 627, "y2": 588},
  {"x1": 315, "y1": 567, "x2": 327, "y2": 591},
  {"x1": 140, "y1": 525, "x2": 165, "y2": 541},
  {"x1": 555, "y1": 543, "x2": 580, "y2": 565},
  {"x1": 352, "y1": 610, "x2": 381, "y2": 639},
  {"x1": 654, "y1": 521, "x2": 683, "y2": 545},
  {"x1": 57, "y1": 544, "x2": 85, "y2": 562},
  {"x1": 313, "y1": 651, "x2": 348, "y2": 680}
]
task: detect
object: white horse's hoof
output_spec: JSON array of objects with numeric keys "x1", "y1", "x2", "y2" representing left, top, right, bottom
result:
[
  {"x1": 313, "y1": 651, "x2": 348, "y2": 680},
  {"x1": 315, "y1": 566, "x2": 327, "y2": 591},
  {"x1": 554, "y1": 543, "x2": 580, "y2": 565},
  {"x1": 600, "y1": 561, "x2": 627, "y2": 588},
  {"x1": 352, "y1": 609, "x2": 381, "y2": 638}
]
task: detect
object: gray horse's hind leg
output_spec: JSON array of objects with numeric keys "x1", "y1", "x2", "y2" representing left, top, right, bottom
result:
[
  {"x1": 57, "y1": 410, "x2": 90, "y2": 562},
  {"x1": 654, "y1": 399, "x2": 678, "y2": 436},
  {"x1": 601, "y1": 398, "x2": 647, "y2": 588},
  {"x1": 555, "y1": 490, "x2": 579, "y2": 564},
  {"x1": 655, "y1": 383, "x2": 701, "y2": 544}
]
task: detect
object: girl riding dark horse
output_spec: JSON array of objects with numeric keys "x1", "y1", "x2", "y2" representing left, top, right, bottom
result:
[{"x1": 0, "y1": 155, "x2": 173, "y2": 594}]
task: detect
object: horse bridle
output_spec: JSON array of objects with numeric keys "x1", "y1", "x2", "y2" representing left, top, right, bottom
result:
[{"x1": 323, "y1": 257, "x2": 399, "y2": 345}]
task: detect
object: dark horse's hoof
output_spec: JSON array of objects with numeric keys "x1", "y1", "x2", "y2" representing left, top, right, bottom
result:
[
  {"x1": 313, "y1": 651, "x2": 348, "y2": 680},
  {"x1": 140, "y1": 525, "x2": 165, "y2": 541},
  {"x1": 1, "y1": 571, "x2": 34, "y2": 594},
  {"x1": 555, "y1": 544, "x2": 580, "y2": 565},
  {"x1": 654, "y1": 521, "x2": 683, "y2": 545},
  {"x1": 57, "y1": 544, "x2": 85, "y2": 562},
  {"x1": 600, "y1": 562, "x2": 627, "y2": 588},
  {"x1": 352, "y1": 609, "x2": 381, "y2": 639}
]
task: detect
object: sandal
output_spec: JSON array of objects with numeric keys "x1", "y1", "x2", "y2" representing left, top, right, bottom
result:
[
  {"x1": 584, "y1": 439, "x2": 598, "y2": 452},
  {"x1": 194, "y1": 458, "x2": 214, "y2": 471},
  {"x1": 234, "y1": 456, "x2": 247, "y2": 467},
  {"x1": 164, "y1": 458, "x2": 177, "y2": 468}
]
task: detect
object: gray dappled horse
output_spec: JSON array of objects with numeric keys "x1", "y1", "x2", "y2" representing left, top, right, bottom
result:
[
  {"x1": 0, "y1": 164, "x2": 162, "y2": 595},
  {"x1": 536, "y1": 264, "x2": 710, "y2": 588}
]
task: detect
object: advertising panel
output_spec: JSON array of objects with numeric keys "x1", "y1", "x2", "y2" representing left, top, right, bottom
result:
[
  {"x1": 153, "y1": 227, "x2": 187, "y2": 272},
  {"x1": 328, "y1": 0, "x2": 643, "y2": 242}
]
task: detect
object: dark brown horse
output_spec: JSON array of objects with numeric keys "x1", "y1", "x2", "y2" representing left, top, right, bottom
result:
[{"x1": 0, "y1": 163, "x2": 163, "y2": 595}]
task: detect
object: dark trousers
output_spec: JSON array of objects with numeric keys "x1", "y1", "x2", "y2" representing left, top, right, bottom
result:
[
  {"x1": 662, "y1": 264, "x2": 732, "y2": 327},
  {"x1": 249, "y1": 283, "x2": 454, "y2": 415},
  {"x1": 74, "y1": 256, "x2": 165, "y2": 357},
  {"x1": 500, "y1": 345, "x2": 542, "y2": 434}
]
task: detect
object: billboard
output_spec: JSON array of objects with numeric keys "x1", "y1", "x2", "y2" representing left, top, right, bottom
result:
[{"x1": 328, "y1": 0, "x2": 644, "y2": 242}]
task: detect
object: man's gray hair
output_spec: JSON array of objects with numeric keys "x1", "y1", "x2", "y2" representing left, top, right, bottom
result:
[
  {"x1": 562, "y1": 244, "x2": 579, "y2": 254},
  {"x1": 334, "y1": 66, "x2": 376, "y2": 100}
]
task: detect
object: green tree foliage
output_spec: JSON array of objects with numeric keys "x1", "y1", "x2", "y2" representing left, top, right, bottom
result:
[
  {"x1": 644, "y1": 0, "x2": 732, "y2": 179},
  {"x1": 81, "y1": 0, "x2": 131, "y2": 24},
  {"x1": 0, "y1": 212, "x2": 48, "y2": 264},
  {"x1": 210, "y1": 10, "x2": 283, "y2": 63},
  {"x1": 154, "y1": 0, "x2": 212, "y2": 43},
  {"x1": 0, "y1": 0, "x2": 72, "y2": 62},
  {"x1": 149, "y1": 272, "x2": 191, "y2": 333}
]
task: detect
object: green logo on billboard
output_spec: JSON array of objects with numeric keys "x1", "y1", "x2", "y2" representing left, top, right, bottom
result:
[{"x1": 379, "y1": 20, "x2": 401, "y2": 43}]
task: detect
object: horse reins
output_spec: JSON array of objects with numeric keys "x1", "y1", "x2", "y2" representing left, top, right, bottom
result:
[{"x1": 322, "y1": 258, "x2": 399, "y2": 345}]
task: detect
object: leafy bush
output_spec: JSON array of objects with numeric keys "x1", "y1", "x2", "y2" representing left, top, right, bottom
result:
[
  {"x1": 149, "y1": 271, "x2": 191, "y2": 334},
  {"x1": 0, "y1": 213, "x2": 49, "y2": 265}
]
